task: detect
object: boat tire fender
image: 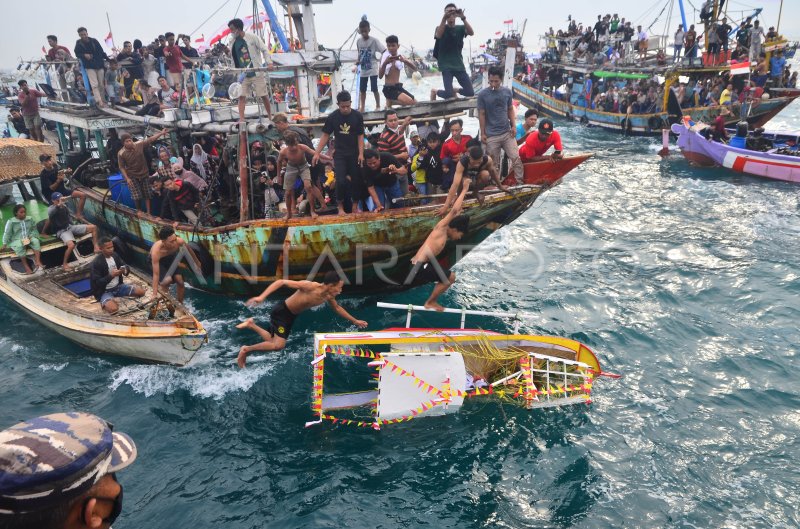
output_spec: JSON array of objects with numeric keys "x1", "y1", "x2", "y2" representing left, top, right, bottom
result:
[
  {"x1": 648, "y1": 116, "x2": 663, "y2": 131},
  {"x1": 621, "y1": 117, "x2": 632, "y2": 132},
  {"x1": 188, "y1": 241, "x2": 214, "y2": 277},
  {"x1": 580, "y1": 115, "x2": 589, "y2": 125},
  {"x1": 112, "y1": 236, "x2": 132, "y2": 261}
]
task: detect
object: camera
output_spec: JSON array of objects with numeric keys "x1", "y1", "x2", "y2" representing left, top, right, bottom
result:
[{"x1": 120, "y1": 265, "x2": 130, "y2": 276}]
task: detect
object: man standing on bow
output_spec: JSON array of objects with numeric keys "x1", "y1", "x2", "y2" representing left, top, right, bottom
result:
[
  {"x1": 477, "y1": 66, "x2": 523, "y2": 184},
  {"x1": 228, "y1": 18, "x2": 273, "y2": 120}
]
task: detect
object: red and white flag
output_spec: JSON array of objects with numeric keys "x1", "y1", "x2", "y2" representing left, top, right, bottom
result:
[
  {"x1": 730, "y1": 61, "x2": 750, "y2": 76},
  {"x1": 104, "y1": 32, "x2": 113, "y2": 48},
  {"x1": 195, "y1": 34, "x2": 205, "y2": 44},
  {"x1": 495, "y1": 31, "x2": 501, "y2": 36},
  {"x1": 503, "y1": 19, "x2": 513, "y2": 24}
]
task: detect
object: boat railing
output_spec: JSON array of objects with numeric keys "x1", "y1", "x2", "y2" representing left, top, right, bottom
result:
[{"x1": 376, "y1": 302, "x2": 525, "y2": 333}]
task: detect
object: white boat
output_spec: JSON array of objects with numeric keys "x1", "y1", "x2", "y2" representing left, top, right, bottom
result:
[
  {"x1": 306, "y1": 303, "x2": 618, "y2": 430},
  {"x1": 0, "y1": 217, "x2": 206, "y2": 366}
]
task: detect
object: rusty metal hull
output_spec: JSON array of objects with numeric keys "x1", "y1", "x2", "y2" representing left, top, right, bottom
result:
[{"x1": 75, "y1": 186, "x2": 545, "y2": 296}]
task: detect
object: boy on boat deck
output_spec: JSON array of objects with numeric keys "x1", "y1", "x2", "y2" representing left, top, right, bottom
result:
[
  {"x1": 1, "y1": 204, "x2": 44, "y2": 274},
  {"x1": 236, "y1": 271, "x2": 368, "y2": 368},
  {"x1": 407, "y1": 186, "x2": 469, "y2": 311}
]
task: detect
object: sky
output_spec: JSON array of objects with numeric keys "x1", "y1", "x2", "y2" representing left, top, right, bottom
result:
[{"x1": 2, "y1": 0, "x2": 797, "y2": 69}]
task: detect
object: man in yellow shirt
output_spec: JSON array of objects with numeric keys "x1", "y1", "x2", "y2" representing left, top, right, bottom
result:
[{"x1": 719, "y1": 83, "x2": 733, "y2": 105}]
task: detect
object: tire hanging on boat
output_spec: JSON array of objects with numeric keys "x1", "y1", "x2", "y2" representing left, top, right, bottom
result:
[
  {"x1": 188, "y1": 241, "x2": 214, "y2": 277},
  {"x1": 648, "y1": 116, "x2": 663, "y2": 132},
  {"x1": 112, "y1": 236, "x2": 132, "y2": 262},
  {"x1": 620, "y1": 117, "x2": 632, "y2": 134},
  {"x1": 580, "y1": 115, "x2": 589, "y2": 125}
]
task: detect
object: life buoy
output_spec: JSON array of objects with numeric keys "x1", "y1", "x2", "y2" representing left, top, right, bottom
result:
[
  {"x1": 648, "y1": 116, "x2": 663, "y2": 131},
  {"x1": 580, "y1": 115, "x2": 589, "y2": 125},
  {"x1": 112, "y1": 236, "x2": 132, "y2": 261},
  {"x1": 188, "y1": 241, "x2": 214, "y2": 277}
]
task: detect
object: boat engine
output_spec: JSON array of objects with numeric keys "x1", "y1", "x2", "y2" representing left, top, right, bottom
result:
[{"x1": 74, "y1": 159, "x2": 114, "y2": 189}]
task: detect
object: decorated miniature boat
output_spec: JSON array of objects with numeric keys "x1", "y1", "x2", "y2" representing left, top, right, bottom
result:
[
  {"x1": 305, "y1": 303, "x2": 617, "y2": 429},
  {"x1": 671, "y1": 122, "x2": 800, "y2": 183}
]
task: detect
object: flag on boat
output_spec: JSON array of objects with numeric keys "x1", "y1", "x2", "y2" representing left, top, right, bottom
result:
[
  {"x1": 495, "y1": 31, "x2": 501, "y2": 36},
  {"x1": 730, "y1": 61, "x2": 750, "y2": 75},
  {"x1": 209, "y1": 12, "x2": 269, "y2": 46},
  {"x1": 195, "y1": 34, "x2": 205, "y2": 44},
  {"x1": 104, "y1": 32, "x2": 113, "y2": 48},
  {"x1": 503, "y1": 19, "x2": 513, "y2": 24}
]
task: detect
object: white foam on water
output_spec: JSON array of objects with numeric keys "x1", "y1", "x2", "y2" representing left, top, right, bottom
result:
[
  {"x1": 109, "y1": 362, "x2": 273, "y2": 400},
  {"x1": 38, "y1": 363, "x2": 68, "y2": 371}
]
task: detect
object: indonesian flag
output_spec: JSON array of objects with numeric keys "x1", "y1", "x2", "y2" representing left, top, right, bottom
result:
[
  {"x1": 195, "y1": 34, "x2": 205, "y2": 44},
  {"x1": 104, "y1": 32, "x2": 113, "y2": 48},
  {"x1": 503, "y1": 19, "x2": 513, "y2": 24},
  {"x1": 730, "y1": 61, "x2": 750, "y2": 76},
  {"x1": 495, "y1": 31, "x2": 501, "y2": 35}
]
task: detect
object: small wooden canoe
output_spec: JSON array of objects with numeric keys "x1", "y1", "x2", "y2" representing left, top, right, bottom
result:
[{"x1": 0, "y1": 238, "x2": 207, "y2": 365}]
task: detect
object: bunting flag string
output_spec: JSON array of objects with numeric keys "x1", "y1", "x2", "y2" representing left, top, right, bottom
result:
[{"x1": 324, "y1": 345, "x2": 381, "y2": 359}]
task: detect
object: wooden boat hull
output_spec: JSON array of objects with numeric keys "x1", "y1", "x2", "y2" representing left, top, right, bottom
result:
[
  {"x1": 74, "y1": 185, "x2": 547, "y2": 296},
  {"x1": 512, "y1": 80, "x2": 798, "y2": 137},
  {"x1": 521, "y1": 154, "x2": 592, "y2": 186},
  {"x1": 671, "y1": 123, "x2": 800, "y2": 183}
]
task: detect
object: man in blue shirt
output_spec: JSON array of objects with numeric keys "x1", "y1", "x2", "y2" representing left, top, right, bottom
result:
[
  {"x1": 477, "y1": 66, "x2": 523, "y2": 184},
  {"x1": 770, "y1": 51, "x2": 786, "y2": 88}
]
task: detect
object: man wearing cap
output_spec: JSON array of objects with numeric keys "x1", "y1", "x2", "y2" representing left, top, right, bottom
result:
[
  {"x1": 519, "y1": 118, "x2": 564, "y2": 162},
  {"x1": 43, "y1": 193, "x2": 100, "y2": 270},
  {"x1": 0, "y1": 412, "x2": 136, "y2": 529},
  {"x1": 118, "y1": 129, "x2": 170, "y2": 215},
  {"x1": 39, "y1": 154, "x2": 88, "y2": 219}
]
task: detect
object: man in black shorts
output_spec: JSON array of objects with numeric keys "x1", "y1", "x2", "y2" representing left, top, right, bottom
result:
[
  {"x1": 438, "y1": 144, "x2": 507, "y2": 214},
  {"x1": 407, "y1": 188, "x2": 469, "y2": 310},
  {"x1": 236, "y1": 271, "x2": 368, "y2": 368},
  {"x1": 149, "y1": 225, "x2": 202, "y2": 303},
  {"x1": 379, "y1": 35, "x2": 417, "y2": 107},
  {"x1": 313, "y1": 92, "x2": 365, "y2": 215}
]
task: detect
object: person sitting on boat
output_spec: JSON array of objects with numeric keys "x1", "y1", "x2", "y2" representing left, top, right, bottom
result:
[
  {"x1": 379, "y1": 35, "x2": 417, "y2": 108},
  {"x1": 90, "y1": 236, "x2": 145, "y2": 314},
  {"x1": 1, "y1": 204, "x2": 44, "y2": 274},
  {"x1": 157, "y1": 75, "x2": 179, "y2": 110},
  {"x1": 236, "y1": 271, "x2": 368, "y2": 368},
  {"x1": 516, "y1": 109, "x2": 538, "y2": 146},
  {"x1": 173, "y1": 162, "x2": 208, "y2": 194},
  {"x1": 149, "y1": 225, "x2": 202, "y2": 304},
  {"x1": 119, "y1": 129, "x2": 170, "y2": 215},
  {"x1": 437, "y1": 145, "x2": 506, "y2": 214},
  {"x1": 38, "y1": 154, "x2": 88, "y2": 219},
  {"x1": 161, "y1": 176, "x2": 201, "y2": 224},
  {"x1": 519, "y1": 119, "x2": 563, "y2": 163},
  {"x1": 43, "y1": 192, "x2": 100, "y2": 270},
  {"x1": 407, "y1": 186, "x2": 469, "y2": 311},
  {"x1": 7, "y1": 107, "x2": 30, "y2": 138},
  {"x1": 745, "y1": 127, "x2": 774, "y2": 152},
  {"x1": 710, "y1": 113, "x2": 730, "y2": 143}
]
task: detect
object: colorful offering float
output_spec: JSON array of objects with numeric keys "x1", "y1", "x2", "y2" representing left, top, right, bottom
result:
[{"x1": 305, "y1": 303, "x2": 618, "y2": 430}]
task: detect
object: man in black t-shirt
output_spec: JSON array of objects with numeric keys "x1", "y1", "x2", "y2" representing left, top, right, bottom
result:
[
  {"x1": 38, "y1": 154, "x2": 87, "y2": 218},
  {"x1": 361, "y1": 149, "x2": 407, "y2": 212},
  {"x1": 313, "y1": 91, "x2": 365, "y2": 215},
  {"x1": 717, "y1": 17, "x2": 732, "y2": 54}
]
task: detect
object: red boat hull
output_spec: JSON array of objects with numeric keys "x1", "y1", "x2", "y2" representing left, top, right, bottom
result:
[{"x1": 502, "y1": 153, "x2": 593, "y2": 186}]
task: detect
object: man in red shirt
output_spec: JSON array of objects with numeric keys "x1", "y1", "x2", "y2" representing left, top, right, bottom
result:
[
  {"x1": 16, "y1": 80, "x2": 46, "y2": 142},
  {"x1": 439, "y1": 119, "x2": 472, "y2": 187},
  {"x1": 163, "y1": 32, "x2": 190, "y2": 89},
  {"x1": 519, "y1": 119, "x2": 564, "y2": 162}
]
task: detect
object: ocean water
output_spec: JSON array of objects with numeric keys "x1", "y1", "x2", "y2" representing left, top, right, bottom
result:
[{"x1": 2, "y1": 71, "x2": 800, "y2": 528}]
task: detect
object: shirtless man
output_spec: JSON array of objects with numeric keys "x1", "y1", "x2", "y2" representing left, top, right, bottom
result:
[
  {"x1": 409, "y1": 188, "x2": 469, "y2": 311},
  {"x1": 379, "y1": 35, "x2": 417, "y2": 107},
  {"x1": 278, "y1": 131, "x2": 331, "y2": 220},
  {"x1": 149, "y1": 225, "x2": 201, "y2": 303},
  {"x1": 236, "y1": 271, "x2": 368, "y2": 368},
  {"x1": 437, "y1": 145, "x2": 506, "y2": 215}
]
